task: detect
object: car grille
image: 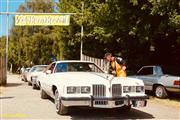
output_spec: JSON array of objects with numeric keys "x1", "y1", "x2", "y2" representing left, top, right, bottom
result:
[
  {"x1": 93, "y1": 85, "x2": 106, "y2": 97},
  {"x1": 94, "y1": 100, "x2": 108, "y2": 105},
  {"x1": 112, "y1": 84, "x2": 122, "y2": 97}
]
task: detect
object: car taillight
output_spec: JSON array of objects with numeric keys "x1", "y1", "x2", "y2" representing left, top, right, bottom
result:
[{"x1": 174, "y1": 80, "x2": 180, "y2": 85}]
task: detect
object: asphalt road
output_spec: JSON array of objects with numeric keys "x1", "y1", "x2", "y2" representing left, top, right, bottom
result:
[{"x1": 0, "y1": 74, "x2": 179, "y2": 120}]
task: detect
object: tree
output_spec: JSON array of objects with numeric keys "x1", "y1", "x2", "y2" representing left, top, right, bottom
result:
[
  {"x1": 5, "y1": 0, "x2": 180, "y2": 73},
  {"x1": 57, "y1": 0, "x2": 180, "y2": 72},
  {"x1": 9, "y1": 0, "x2": 60, "y2": 70}
]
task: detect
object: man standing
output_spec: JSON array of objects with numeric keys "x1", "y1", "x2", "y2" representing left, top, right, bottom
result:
[{"x1": 104, "y1": 53, "x2": 127, "y2": 77}]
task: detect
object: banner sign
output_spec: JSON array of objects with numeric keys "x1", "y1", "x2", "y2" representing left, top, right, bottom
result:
[{"x1": 15, "y1": 15, "x2": 70, "y2": 26}]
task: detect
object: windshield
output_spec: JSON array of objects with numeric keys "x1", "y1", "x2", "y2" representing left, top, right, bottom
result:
[
  {"x1": 30, "y1": 66, "x2": 47, "y2": 72},
  {"x1": 54, "y1": 62, "x2": 104, "y2": 73},
  {"x1": 25, "y1": 68, "x2": 30, "y2": 72}
]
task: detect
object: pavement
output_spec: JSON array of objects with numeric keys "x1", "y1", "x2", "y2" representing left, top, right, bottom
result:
[{"x1": 0, "y1": 74, "x2": 180, "y2": 120}]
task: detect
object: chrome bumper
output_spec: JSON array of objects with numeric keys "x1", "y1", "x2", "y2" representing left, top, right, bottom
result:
[
  {"x1": 166, "y1": 87, "x2": 180, "y2": 93},
  {"x1": 61, "y1": 95, "x2": 148, "y2": 108},
  {"x1": 32, "y1": 78, "x2": 40, "y2": 86}
]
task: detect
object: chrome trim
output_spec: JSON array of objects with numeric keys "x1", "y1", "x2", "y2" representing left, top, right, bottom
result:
[
  {"x1": 112, "y1": 84, "x2": 122, "y2": 97},
  {"x1": 93, "y1": 85, "x2": 106, "y2": 97},
  {"x1": 61, "y1": 95, "x2": 148, "y2": 108},
  {"x1": 166, "y1": 87, "x2": 180, "y2": 92}
]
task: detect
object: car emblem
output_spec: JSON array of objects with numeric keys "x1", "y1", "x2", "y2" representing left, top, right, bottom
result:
[{"x1": 136, "y1": 82, "x2": 140, "y2": 85}]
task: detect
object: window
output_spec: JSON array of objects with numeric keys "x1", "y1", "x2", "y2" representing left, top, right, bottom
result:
[
  {"x1": 30, "y1": 66, "x2": 47, "y2": 72},
  {"x1": 55, "y1": 63, "x2": 68, "y2": 72},
  {"x1": 47, "y1": 63, "x2": 56, "y2": 73},
  {"x1": 154, "y1": 66, "x2": 163, "y2": 75},
  {"x1": 137, "y1": 67, "x2": 153, "y2": 75},
  {"x1": 54, "y1": 62, "x2": 103, "y2": 73}
]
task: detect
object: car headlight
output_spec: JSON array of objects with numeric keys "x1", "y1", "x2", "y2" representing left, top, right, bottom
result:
[
  {"x1": 67, "y1": 86, "x2": 79, "y2": 94},
  {"x1": 136, "y1": 86, "x2": 144, "y2": 92},
  {"x1": 81, "y1": 86, "x2": 91, "y2": 94},
  {"x1": 31, "y1": 76, "x2": 38, "y2": 80},
  {"x1": 123, "y1": 86, "x2": 130, "y2": 93},
  {"x1": 67, "y1": 86, "x2": 90, "y2": 94}
]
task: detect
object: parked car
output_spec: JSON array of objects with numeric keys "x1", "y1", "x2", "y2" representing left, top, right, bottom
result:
[
  {"x1": 26, "y1": 65, "x2": 47, "y2": 89},
  {"x1": 131, "y1": 65, "x2": 180, "y2": 98},
  {"x1": 21, "y1": 68, "x2": 31, "y2": 82},
  {"x1": 39, "y1": 60, "x2": 148, "y2": 115}
]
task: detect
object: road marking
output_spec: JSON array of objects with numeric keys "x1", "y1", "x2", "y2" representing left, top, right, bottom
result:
[{"x1": 1, "y1": 113, "x2": 29, "y2": 118}]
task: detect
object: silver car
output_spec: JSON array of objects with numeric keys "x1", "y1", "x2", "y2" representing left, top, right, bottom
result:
[
  {"x1": 21, "y1": 68, "x2": 31, "y2": 82},
  {"x1": 132, "y1": 65, "x2": 180, "y2": 98}
]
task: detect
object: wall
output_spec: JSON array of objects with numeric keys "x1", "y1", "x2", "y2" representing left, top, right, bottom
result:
[{"x1": 82, "y1": 54, "x2": 109, "y2": 72}]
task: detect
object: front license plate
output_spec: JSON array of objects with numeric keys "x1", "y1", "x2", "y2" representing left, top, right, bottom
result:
[{"x1": 136, "y1": 100, "x2": 145, "y2": 107}]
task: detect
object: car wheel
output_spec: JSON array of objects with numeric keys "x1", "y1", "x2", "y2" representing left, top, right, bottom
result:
[
  {"x1": 40, "y1": 88, "x2": 48, "y2": 99},
  {"x1": 54, "y1": 89, "x2": 68, "y2": 115},
  {"x1": 155, "y1": 86, "x2": 168, "y2": 99},
  {"x1": 32, "y1": 83, "x2": 37, "y2": 89},
  {"x1": 36, "y1": 85, "x2": 40, "y2": 90}
]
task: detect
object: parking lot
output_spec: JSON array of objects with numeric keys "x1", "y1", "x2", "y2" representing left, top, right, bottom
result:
[{"x1": 0, "y1": 74, "x2": 180, "y2": 120}]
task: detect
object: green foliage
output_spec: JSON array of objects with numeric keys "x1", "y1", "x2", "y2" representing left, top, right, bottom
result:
[
  {"x1": 57, "y1": 0, "x2": 180, "y2": 71},
  {"x1": 0, "y1": 0, "x2": 179, "y2": 72},
  {"x1": 7, "y1": 0, "x2": 61, "y2": 70}
]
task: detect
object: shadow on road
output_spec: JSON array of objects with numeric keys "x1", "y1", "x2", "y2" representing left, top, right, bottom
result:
[
  {"x1": 5, "y1": 83, "x2": 22, "y2": 87},
  {"x1": 48, "y1": 98, "x2": 154, "y2": 119},
  {"x1": 168, "y1": 93, "x2": 180, "y2": 101},
  {"x1": 69, "y1": 108, "x2": 154, "y2": 120},
  {"x1": 0, "y1": 96, "x2": 14, "y2": 99}
]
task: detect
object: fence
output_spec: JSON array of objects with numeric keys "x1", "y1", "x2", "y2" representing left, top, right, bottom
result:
[
  {"x1": 82, "y1": 54, "x2": 109, "y2": 72},
  {"x1": 0, "y1": 56, "x2": 6, "y2": 86}
]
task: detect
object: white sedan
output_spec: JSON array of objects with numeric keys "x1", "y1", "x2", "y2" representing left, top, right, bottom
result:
[
  {"x1": 26, "y1": 65, "x2": 47, "y2": 89},
  {"x1": 39, "y1": 61, "x2": 148, "y2": 115}
]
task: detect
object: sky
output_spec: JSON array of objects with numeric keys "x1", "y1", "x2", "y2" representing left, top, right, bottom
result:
[{"x1": 0, "y1": 0, "x2": 59, "y2": 37}]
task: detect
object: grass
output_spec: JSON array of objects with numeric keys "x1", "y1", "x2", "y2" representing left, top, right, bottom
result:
[
  {"x1": 147, "y1": 92, "x2": 180, "y2": 108},
  {"x1": 149, "y1": 97, "x2": 180, "y2": 108}
]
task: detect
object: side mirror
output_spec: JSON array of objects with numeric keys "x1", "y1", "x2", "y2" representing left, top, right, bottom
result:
[{"x1": 46, "y1": 70, "x2": 51, "y2": 74}]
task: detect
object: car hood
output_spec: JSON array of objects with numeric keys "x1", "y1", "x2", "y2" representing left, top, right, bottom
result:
[
  {"x1": 30, "y1": 71, "x2": 44, "y2": 76},
  {"x1": 54, "y1": 72, "x2": 111, "y2": 83},
  {"x1": 53, "y1": 72, "x2": 144, "y2": 86}
]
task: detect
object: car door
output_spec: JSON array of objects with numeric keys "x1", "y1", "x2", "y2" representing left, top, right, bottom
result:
[
  {"x1": 42, "y1": 63, "x2": 56, "y2": 95},
  {"x1": 136, "y1": 67, "x2": 156, "y2": 91}
]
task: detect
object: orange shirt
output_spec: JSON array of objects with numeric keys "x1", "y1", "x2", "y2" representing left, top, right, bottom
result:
[{"x1": 111, "y1": 61, "x2": 126, "y2": 77}]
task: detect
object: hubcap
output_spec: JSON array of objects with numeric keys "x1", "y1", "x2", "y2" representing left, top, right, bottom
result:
[{"x1": 156, "y1": 87, "x2": 163, "y2": 97}]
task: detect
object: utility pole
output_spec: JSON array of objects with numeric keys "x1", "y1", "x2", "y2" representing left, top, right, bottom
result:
[
  {"x1": 80, "y1": 2, "x2": 84, "y2": 61},
  {"x1": 5, "y1": 0, "x2": 9, "y2": 83}
]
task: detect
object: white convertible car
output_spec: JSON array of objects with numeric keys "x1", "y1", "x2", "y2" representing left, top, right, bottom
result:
[{"x1": 39, "y1": 61, "x2": 148, "y2": 115}]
